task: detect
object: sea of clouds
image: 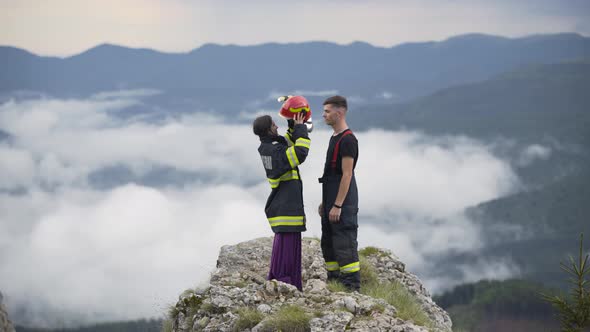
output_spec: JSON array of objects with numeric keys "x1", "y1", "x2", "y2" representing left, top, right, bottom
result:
[{"x1": 0, "y1": 90, "x2": 547, "y2": 327}]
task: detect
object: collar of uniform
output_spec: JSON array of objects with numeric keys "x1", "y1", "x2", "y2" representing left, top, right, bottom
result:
[{"x1": 260, "y1": 135, "x2": 286, "y2": 144}]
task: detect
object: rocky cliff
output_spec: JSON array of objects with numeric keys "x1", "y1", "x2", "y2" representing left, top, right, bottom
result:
[
  {"x1": 0, "y1": 292, "x2": 15, "y2": 332},
  {"x1": 167, "y1": 237, "x2": 452, "y2": 332}
]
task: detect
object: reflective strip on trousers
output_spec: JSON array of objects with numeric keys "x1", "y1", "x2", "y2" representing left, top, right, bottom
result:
[
  {"x1": 325, "y1": 261, "x2": 339, "y2": 271},
  {"x1": 267, "y1": 170, "x2": 299, "y2": 188},
  {"x1": 340, "y1": 261, "x2": 360, "y2": 273},
  {"x1": 268, "y1": 216, "x2": 304, "y2": 227},
  {"x1": 286, "y1": 146, "x2": 300, "y2": 168}
]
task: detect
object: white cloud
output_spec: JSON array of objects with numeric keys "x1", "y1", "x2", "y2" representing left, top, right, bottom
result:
[
  {"x1": 266, "y1": 90, "x2": 340, "y2": 100},
  {"x1": 425, "y1": 258, "x2": 522, "y2": 293},
  {"x1": 377, "y1": 91, "x2": 396, "y2": 100},
  {"x1": 517, "y1": 144, "x2": 552, "y2": 167},
  {"x1": 1, "y1": 184, "x2": 269, "y2": 326},
  {"x1": 0, "y1": 95, "x2": 264, "y2": 189},
  {"x1": 92, "y1": 89, "x2": 162, "y2": 100},
  {"x1": 0, "y1": 145, "x2": 35, "y2": 189},
  {"x1": 0, "y1": 93, "x2": 526, "y2": 326}
]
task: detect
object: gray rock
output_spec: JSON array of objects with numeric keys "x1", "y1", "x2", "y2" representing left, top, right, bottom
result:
[
  {"x1": 339, "y1": 296, "x2": 358, "y2": 314},
  {"x1": 310, "y1": 311, "x2": 354, "y2": 331},
  {"x1": 305, "y1": 279, "x2": 328, "y2": 295},
  {"x1": 169, "y1": 237, "x2": 452, "y2": 332},
  {"x1": 0, "y1": 292, "x2": 16, "y2": 332},
  {"x1": 256, "y1": 304, "x2": 272, "y2": 314}
]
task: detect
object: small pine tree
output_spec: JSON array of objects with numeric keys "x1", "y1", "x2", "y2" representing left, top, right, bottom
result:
[{"x1": 542, "y1": 233, "x2": 590, "y2": 332}]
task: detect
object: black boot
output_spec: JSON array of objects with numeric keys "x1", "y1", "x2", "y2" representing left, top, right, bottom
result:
[
  {"x1": 340, "y1": 271, "x2": 361, "y2": 292},
  {"x1": 327, "y1": 270, "x2": 340, "y2": 282}
]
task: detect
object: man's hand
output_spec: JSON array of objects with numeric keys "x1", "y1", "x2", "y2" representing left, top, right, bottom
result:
[{"x1": 329, "y1": 206, "x2": 341, "y2": 223}]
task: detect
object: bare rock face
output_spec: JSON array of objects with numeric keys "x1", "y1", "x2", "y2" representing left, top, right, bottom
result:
[
  {"x1": 169, "y1": 237, "x2": 452, "y2": 332},
  {"x1": 0, "y1": 292, "x2": 16, "y2": 332}
]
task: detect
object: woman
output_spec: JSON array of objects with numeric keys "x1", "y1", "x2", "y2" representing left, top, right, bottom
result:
[{"x1": 252, "y1": 111, "x2": 310, "y2": 290}]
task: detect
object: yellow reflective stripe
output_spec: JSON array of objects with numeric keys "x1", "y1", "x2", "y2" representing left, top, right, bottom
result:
[
  {"x1": 326, "y1": 261, "x2": 340, "y2": 271},
  {"x1": 294, "y1": 138, "x2": 310, "y2": 149},
  {"x1": 280, "y1": 170, "x2": 299, "y2": 181},
  {"x1": 268, "y1": 216, "x2": 304, "y2": 221},
  {"x1": 285, "y1": 132, "x2": 294, "y2": 146},
  {"x1": 286, "y1": 146, "x2": 300, "y2": 168},
  {"x1": 268, "y1": 216, "x2": 305, "y2": 227},
  {"x1": 289, "y1": 106, "x2": 310, "y2": 113},
  {"x1": 340, "y1": 261, "x2": 360, "y2": 273},
  {"x1": 268, "y1": 178, "x2": 280, "y2": 189},
  {"x1": 267, "y1": 170, "x2": 299, "y2": 189}
]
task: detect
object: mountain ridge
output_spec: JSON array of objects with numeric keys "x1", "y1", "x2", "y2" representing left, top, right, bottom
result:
[{"x1": 2, "y1": 32, "x2": 590, "y2": 111}]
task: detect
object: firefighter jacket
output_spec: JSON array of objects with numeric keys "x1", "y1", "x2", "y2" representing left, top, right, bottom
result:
[{"x1": 258, "y1": 123, "x2": 311, "y2": 233}]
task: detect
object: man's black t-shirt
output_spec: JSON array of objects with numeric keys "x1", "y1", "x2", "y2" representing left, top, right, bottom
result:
[{"x1": 323, "y1": 129, "x2": 358, "y2": 176}]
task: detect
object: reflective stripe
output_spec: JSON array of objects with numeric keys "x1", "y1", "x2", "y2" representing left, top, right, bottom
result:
[
  {"x1": 267, "y1": 170, "x2": 299, "y2": 189},
  {"x1": 285, "y1": 132, "x2": 294, "y2": 146},
  {"x1": 289, "y1": 106, "x2": 310, "y2": 113},
  {"x1": 268, "y1": 216, "x2": 305, "y2": 227},
  {"x1": 326, "y1": 261, "x2": 340, "y2": 271},
  {"x1": 340, "y1": 261, "x2": 360, "y2": 273},
  {"x1": 295, "y1": 137, "x2": 310, "y2": 149},
  {"x1": 286, "y1": 146, "x2": 300, "y2": 168},
  {"x1": 280, "y1": 169, "x2": 299, "y2": 181},
  {"x1": 268, "y1": 178, "x2": 280, "y2": 188}
]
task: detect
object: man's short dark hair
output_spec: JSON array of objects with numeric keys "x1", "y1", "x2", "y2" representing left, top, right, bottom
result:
[
  {"x1": 323, "y1": 95, "x2": 347, "y2": 109},
  {"x1": 253, "y1": 115, "x2": 272, "y2": 137}
]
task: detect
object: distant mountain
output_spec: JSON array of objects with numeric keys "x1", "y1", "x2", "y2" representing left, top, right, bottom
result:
[
  {"x1": 352, "y1": 60, "x2": 590, "y2": 143},
  {"x1": 466, "y1": 167, "x2": 590, "y2": 288},
  {"x1": 356, "y1": 60, "x2": 590, "y2": 290},
  {"x1": 2, "y1": 33, "x2": 590, "y2": 115},
  {"x1": 352, "y1": 60, "x2": 590, "y2": 186},
  {"x1": 15, "y1": 319, "x2": 162, "y2": 332},
  {"x1": 433, "y1": 279, "x2": 560, "y2": 332}
]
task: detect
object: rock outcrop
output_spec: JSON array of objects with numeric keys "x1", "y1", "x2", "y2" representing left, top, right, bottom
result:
[
  {"x1": 168, "y1": 237, "x2": 452, "y2": 332},
  {"x1": 1, "y1": 292, "x2": 16, "y2": 332}
]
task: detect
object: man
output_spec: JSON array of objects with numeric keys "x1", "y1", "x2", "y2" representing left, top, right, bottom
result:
[
  {"x1": 318, "y1": 95, "x2": 360, "y2": 291},
  {"x1": 253, "y1": 112, "x2": 310, "y2": 291}
]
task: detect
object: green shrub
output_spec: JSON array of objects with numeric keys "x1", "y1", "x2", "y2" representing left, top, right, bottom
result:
[
  {"x1": 327, "y1": 279, "x2": 349, "y2": 292},
  {"x1": 233, "y1": 307, "x2": 264, "y2": 331},
  {"x1": 166, "y1": 288, "x2": 207, "y2": 329},
  {"x1": 362, "y1": 280, "x2": 433, "y2": 328},
  {"x1": 542, "y1": 233, "x2": 590, "y2": 332},
  {"x1": 359, "y1": 256, "x2": 434, "y2": 328},
  {"x1": 370, "y1": 303, "x2": 386, "y2": 314},
  {"x1": 263, "y1": 305, "x2": 310, "y2": 332},
  {"x1": 359, "y1": 255, "x2": 379, "y2": 286},
  {"x1": 359, "y1": 246, "x2": 382, "y2": 257}
]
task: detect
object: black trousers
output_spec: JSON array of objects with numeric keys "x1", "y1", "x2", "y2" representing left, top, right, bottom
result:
[{"x1": 319, "y1": 175, "x2": 361, "y2": 290}]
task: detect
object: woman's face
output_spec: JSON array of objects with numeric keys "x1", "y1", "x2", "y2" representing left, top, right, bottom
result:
[{"x1": 269, "y1": 120, "x2": 278, "y2": 136}]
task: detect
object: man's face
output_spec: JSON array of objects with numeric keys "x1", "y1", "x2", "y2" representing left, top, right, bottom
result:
[
  {"x1": 269, "y1": 121, "x2": 278, "y2": 136},
  {"x1": 323, "y1": 104, "x2": 342, "y2": 125}
]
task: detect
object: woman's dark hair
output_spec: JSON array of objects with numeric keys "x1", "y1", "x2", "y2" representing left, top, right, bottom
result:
[
  {"x1": 253, "y1": 115, "x2": 272, "y2": 137},
  {"x1": 323, "y1": 95, "x2": 347, "y2": 109}
]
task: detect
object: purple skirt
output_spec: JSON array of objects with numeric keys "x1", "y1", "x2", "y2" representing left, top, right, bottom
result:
[{"x1": 268, "y1": 232, "x2": 302, "y2": 291}]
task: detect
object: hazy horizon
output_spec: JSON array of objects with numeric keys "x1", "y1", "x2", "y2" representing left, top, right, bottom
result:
[{"x1": 1, "y1": 0, "x2": 589, "y2": 57}]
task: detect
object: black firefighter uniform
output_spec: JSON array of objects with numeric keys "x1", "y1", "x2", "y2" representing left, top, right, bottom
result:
[
  {"x1": 258, "y1": 124, "x2": 310, "y2": 233},
  {"x1": 319, "y1": 129, "x2": 361, "y2": 290}
]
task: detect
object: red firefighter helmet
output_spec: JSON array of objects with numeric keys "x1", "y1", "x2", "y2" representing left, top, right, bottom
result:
[{"x1": 278, "y1": 95, "x2": 312, "y2": 122}]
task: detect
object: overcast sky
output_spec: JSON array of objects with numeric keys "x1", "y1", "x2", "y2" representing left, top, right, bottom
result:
[{"x1": 1, "y1": 0, "x2": 589, "y2": 56}]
